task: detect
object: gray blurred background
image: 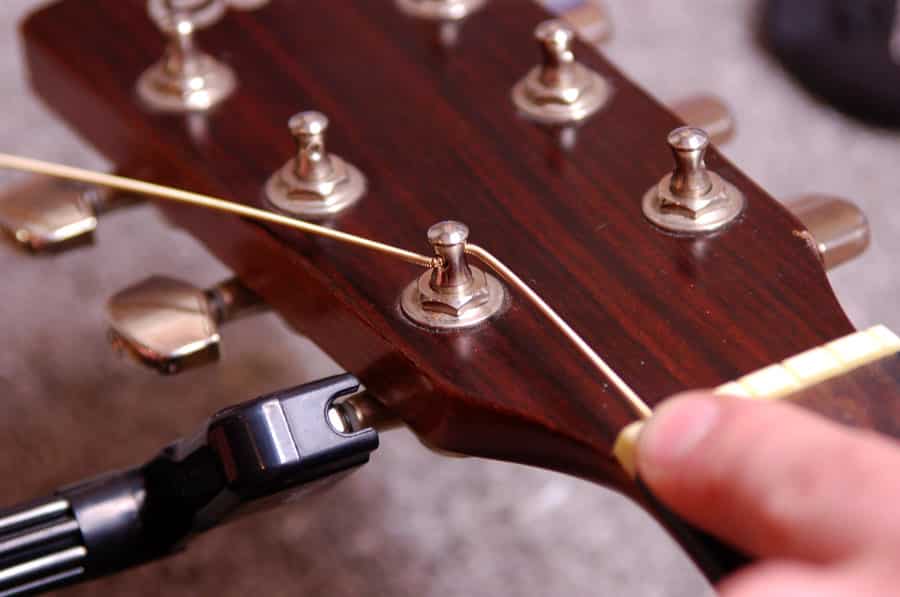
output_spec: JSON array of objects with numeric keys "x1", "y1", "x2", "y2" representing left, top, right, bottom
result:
[{"x1": 1, "y1": 1, "x2": 897, "y2": 595}]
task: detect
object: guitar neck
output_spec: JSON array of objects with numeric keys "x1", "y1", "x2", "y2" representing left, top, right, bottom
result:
[{"x1": 634, "y1": 328, "x2": 900, "y2": 581}]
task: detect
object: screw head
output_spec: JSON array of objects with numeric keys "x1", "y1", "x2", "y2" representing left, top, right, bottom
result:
[{"x1": 289, "y1": 111, "x2": 329, "y2": 137}]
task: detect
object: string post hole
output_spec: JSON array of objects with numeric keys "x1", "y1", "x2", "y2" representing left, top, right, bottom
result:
[{"x1": 401, "y1": 221, "x2": 505, "y2": 330}]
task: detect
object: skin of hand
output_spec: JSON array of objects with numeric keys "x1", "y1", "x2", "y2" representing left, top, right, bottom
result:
[{"x1": 636, "y1": 393, "x2": 900, "y2": 597}]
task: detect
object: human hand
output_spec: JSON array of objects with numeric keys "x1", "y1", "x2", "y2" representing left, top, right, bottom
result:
[{"x1": 636, "y1": 393, "x2": 900, "y2": 596}]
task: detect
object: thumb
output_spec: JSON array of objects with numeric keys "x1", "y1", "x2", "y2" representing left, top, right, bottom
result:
[{"x1": 636, "y1": 393, "x2": 900, "y2": 562}]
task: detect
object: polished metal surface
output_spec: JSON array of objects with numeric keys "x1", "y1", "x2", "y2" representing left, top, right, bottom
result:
[
  {"x1": 786, "y1": 194, "x2": 871, "y2": 270},
  {"x1": 0, "y1": 176, "x2": 134, "y2": 253},
  {"x1": 511, "y1": 20, "x2": 612, "y2": 126},
  {"x1": 401, "y1": 221, "x2": 505, "y2": 330},
  {"x1": 0, "y1": 495, "x2": 85, "y2": 595},
  {"x1": 0, "y1": 546, "x2": 86, "y2": 587},
  {"x1": 395, "y1": 0, "x2": 486, "y2": 22},
  {"x1": 147, "y1": 0, "x2": 225, "y2": 31},
  {"x1": 265, "y1": 111, "x2": 366, "y2": 219},
  {"x1": 0, "y1": 519, "x2": 80, "y2": 557},
  {"x1": 330, "y1": 393, "x2": 402, "y2": 434},
  {"x1": 669, "y1": 94, "x2": 736, "y2": 146},
  {"x1": 137, "y1": 0, "x2": 236, "y2": 113},
  {"x1": 643, "y1": 127, "x2": 744, "y2": 233},
  {"x1": 0, "y1": 498, "x2": 69, "y2": 535},
  {"x1": 107, "y1": 276, "x2": 262, "y2": 374},
  {"x1": 537, "y1": 3, "x2": 734, "y2": 145},
  {"x1": 0, "y1": 177, "x2": 103, "y2": 252}
]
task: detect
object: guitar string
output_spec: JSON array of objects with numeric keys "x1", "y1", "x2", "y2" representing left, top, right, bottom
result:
[
  {"x1": 0, "y1": 153, "x2": 653, "y2": 421},
  {"x1": 0, "y1": 154, "x2": 438, "y2": 269}
]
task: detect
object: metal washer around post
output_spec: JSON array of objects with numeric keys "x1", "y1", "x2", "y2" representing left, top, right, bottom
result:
[
  {"x1": 264, "y1": 111, "x2": 366, "y2": 220},
  {"x1": 401, "y1": 221, "x2": 505, "y2": 331}
]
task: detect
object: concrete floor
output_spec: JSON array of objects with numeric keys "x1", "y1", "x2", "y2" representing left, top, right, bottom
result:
[{"x1": 0, "y1": 1, "x2": 897, "y2": 596}]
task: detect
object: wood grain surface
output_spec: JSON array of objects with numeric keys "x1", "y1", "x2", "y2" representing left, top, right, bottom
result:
[
  {"x1": 20, "y1": 0, "x2": 875, "y2": 581},
  {"x1": 21, "y1": 0, "x2": 855, "y2": 484}
]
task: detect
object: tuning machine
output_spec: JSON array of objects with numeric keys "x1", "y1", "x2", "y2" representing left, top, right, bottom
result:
[
  {"x1": 137, "y1": 0, "x2": 236, "y2": 112},
  {"x1": 401, "y1": 221, "x2": 505, "y2": 330},
  {"x1": 785, "y1": 195, "x2": 870, "y2": 270},
  {"x1": 395, "y1": 0, "x2": 486, "y2": 45},
  {"x1": 512, "y1": 19, "x2": 612, "y2": 127},
  {"x1": 643, "y1": 127, "x2": 745, "y2": 234},
  {"x1": 265, "y1": 111, "x2": 366, "y2": 219},
  {"x1": 0, "y1": 176, "x2": 134, "y2": 253},
  {"x1": 107, "y1": 276, "x2": 265, "y2": 374},
  {"x1": 541, "y1": 0, "x2": 613, "y2": 46}
]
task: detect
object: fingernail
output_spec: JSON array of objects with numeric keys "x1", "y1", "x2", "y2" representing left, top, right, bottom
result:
[{"x1": 637, "y1": 395, "x2": 720, "y2": 481}]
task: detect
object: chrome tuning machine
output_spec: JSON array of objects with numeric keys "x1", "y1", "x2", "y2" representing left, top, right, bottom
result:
[
  {"x1": 511, "y1": 19, "x2": 612, "y2": 126},
  {"x1": 785, "y1": 195, "x2": 870, "y2": 271},
  {"x1": 265, "y1": 111, "x2": 366, "y2": 219},
  {"x1": 137, "y1": 0, "x2": 236, "y2": 112},
  {"x1": 643, "y1": 127, "x2": 745, "y2": 234},
  {"x1": 538, "y1": 2, "x2": 736, "y2": 145},
  {"x1": 107, "y1": 276, "x2": 265, "y2": 374},
  {"x1": 401, "y1": 221, "x2": 505, "y2": 330},
  {"x1": 395, "y1": 0, "x2": 486, "y2": 45},
  {"x1": 0, "y1": 177, "x2": 133, "y2": 253}
]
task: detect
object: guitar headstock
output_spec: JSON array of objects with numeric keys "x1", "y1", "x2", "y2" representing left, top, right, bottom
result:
[{"x1": 18, "y1": 0, "x2": 859, "y2": 494}]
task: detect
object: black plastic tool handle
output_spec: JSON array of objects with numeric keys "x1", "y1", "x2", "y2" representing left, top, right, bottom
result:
[{"x1": 0, "y1": 374, "x2": 378, "y2": 596}]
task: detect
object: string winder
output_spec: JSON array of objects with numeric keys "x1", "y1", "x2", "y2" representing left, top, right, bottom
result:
[{"x1": 0, "y1": 0, "x2": 890, "y2": 593}]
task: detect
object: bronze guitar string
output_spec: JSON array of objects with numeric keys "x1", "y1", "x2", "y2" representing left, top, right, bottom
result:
[{"x1": 0, "y1": 153, "x2": 653, "y2": 420}]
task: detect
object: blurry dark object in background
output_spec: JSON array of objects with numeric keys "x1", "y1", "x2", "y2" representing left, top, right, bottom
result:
[{"x1": 763, "y1": 0, "x2": 900, "y2": 127}]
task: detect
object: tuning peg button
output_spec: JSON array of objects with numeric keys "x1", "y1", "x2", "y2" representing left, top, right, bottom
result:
[
  {"x1": 0, "y1": 177, "x2": 132, "y2": 253},
  {"x1": 107, "y1": 276, "x2": 264, "y2": 375},
  {"x1": 668, "y1": 94, "x2": 736, "y2": 146},
  {"x1": 512, "y1": 19, "x2": 612, "y2": 126},
  {"x1": 265, "y1": 111, "x2": 366, "y2": 219},
  {"x1": 642, "y1": 127, "x2": 745, "y2": 234},
  {"x1": 785, "y1": 195, "x2": 870, "y2": 270},
  {"x1": 541, "y1": 0, "x2": 613, "y2": 46}
]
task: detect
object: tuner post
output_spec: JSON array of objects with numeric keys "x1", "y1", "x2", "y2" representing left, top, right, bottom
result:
[
  {"x1": 401, "y1": 221, "x2": 505, "y2": 330},
  {"x1": 395, "y1": 0, "x2": 487, "y2": 46},
  {"x1": 511, "y1": 19, "x2": 611, "y2": 126},
  {"x1": 265, "y1": 111, "x2": 366, "y2": 219},
  {"x1": 395, "y1": 0, "x2": 486, "y2": 24},
  {"x1": 642, "y1": 127, "x2": 744, "y2": 234},
  {"x1": 137, "y1": 0, "x2": 236, "y2": 113}
]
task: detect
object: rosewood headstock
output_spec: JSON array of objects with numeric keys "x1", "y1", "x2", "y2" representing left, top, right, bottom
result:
[{"x1": 18, "y1": 0, "x2": 860, "y2": 489}]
